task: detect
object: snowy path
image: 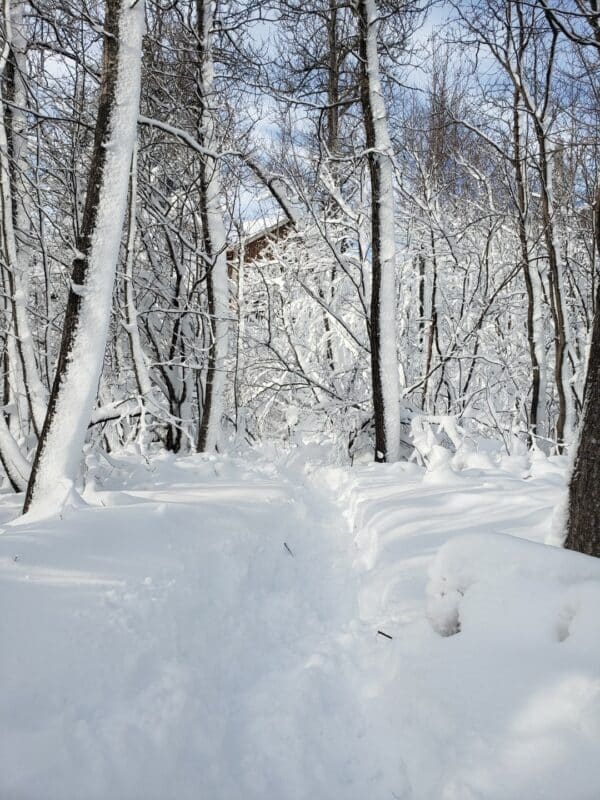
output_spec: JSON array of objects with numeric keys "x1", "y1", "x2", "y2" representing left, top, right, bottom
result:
[
  {"x1": 1, "y1": 452, "x2": 599, "y2": 799},
  {"x1": 0, "y1": 455, "x2": 380, "y2": 799}
]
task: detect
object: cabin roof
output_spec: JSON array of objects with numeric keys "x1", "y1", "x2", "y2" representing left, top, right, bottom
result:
[{"x1": 241, "y1": 214, "x2": 290, "y2": 244}]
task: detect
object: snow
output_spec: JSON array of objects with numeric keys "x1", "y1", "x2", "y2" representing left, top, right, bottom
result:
[
  {"x1": 1, "y1": 447, "x2": 600, "y2": 799},
  {"x1": 242, "y1": 212, "x2": 287, "y2": 241},
  {"x1": 427, "y1": 531, "x2": 600, "y2": 637}
]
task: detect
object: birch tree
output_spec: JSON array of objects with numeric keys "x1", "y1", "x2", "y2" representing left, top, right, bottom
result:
[
  {"x1": 0, "y1": 0, "x2": 48, "y2": 475},
  {"x1": 355, "y1": 0, "x2": 402, "y2": 462},
  {"x1": 195, "y1": 0, "x2": 230, "y2": 453},
  {"x1": 23, "y1": 0, "x2": 145, "y2": 515}
]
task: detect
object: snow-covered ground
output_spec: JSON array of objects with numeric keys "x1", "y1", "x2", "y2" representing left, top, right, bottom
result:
[{"x1": 1, "y1": 448, "x2": 599, "y2": 799}]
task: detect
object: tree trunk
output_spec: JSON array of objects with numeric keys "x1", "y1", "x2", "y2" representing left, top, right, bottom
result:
[
  {"x1": 512, "y1": 90, "x2": 547, "y2": 445},
  {"x1": 535, "y1": 119, "x2": 573, "y2": 451},
  {"x1": 0, "y1": 0, "x2": 48, "y2": 439},
  {"x1": 23, "y1": 0, "x2": 145, "y2": 515},
  {"x1": 123, "y1": 143, "x2": 153, "y2": 402},
  {"x1": 565, "y1": 189, "x2": 600, "y2": 556},
  {"x1": 196, "y1": 0, "x2": 229, "y2": 453},
  {"x1": 356, "y1": 0, "x2": 401, "y2": 462}
]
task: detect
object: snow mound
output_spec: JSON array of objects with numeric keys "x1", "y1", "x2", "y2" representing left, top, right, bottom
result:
[{"x1": 427, "y1": 532, "x2": 600, "y2": 643}]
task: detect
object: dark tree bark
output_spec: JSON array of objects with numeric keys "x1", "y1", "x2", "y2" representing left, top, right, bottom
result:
[
  {"x1": 565, "y1": 192, "x2": 600, "y2": 556},
  {"x1": 540, "y1": 0, "x2": 600, "y2": 554}
]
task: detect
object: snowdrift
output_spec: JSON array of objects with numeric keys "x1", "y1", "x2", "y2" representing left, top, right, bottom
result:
[
  {"x1": 1, "y1": 450, "x2": 599, "y2": 799},
  {"x1": 427, "y1": 532, "x2": 600, "y2": 639}
]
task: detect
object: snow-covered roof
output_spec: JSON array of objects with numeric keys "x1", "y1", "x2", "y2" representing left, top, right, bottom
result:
[{"x1": 242, "y1": 213, "x2": 288, "y2": 243}]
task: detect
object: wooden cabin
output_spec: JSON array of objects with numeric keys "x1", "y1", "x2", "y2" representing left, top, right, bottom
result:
[{"x1": 227, "y1": 216, "x2": 295, "y2": 277}]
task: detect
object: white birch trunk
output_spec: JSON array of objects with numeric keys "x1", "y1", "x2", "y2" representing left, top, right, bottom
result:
[
  {"x1": 358, "y1": 0, "x2": 401, "y2": 462},
  {"x1": 123, "y1": 142, "x2": 153, "y2": 401},
  {"x1": 0, "y1": 409, "x2": 30, "y2": 490},
  {"x1": 23, "y1": 0, "x2": 145, "y2": 515},
  {"x1": 196, "y1": 0, "x2": 229, "y2": 453},
  {"x1": 530, "y1": 263, "x2": 549, "y2": 440},
  {"x1": 0, "y1": 0, "x2": 48, "y2": 437},
  {"x1": 7, "y1": 328, "x2": 28, "y2": 436},
  {"x1": 545, "y1": 154, "x2": 575, "y2": 443}
]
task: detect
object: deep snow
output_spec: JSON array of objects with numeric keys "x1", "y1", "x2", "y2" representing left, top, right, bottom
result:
[{"x1": 1, "y1": 448, "x2": 599, "y2": 799}]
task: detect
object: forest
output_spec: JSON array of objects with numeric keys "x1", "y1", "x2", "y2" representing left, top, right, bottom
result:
[{"x1": 1, "y1": 0, "x2": 600, "y2": 798}]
